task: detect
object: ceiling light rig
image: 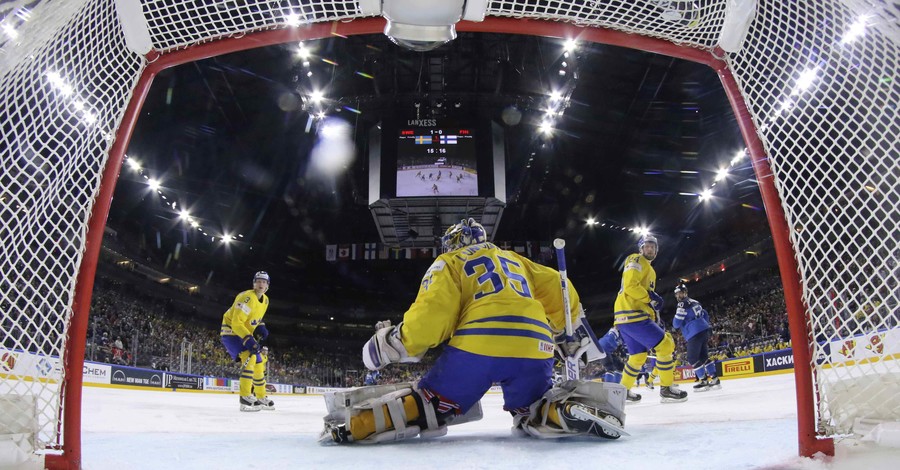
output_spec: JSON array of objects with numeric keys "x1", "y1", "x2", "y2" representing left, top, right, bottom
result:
[
  {"x1": 696, "y1": 148, "x2": 748, "y2": 203},
  {"x1": 534, "y1": 38, "x2": 580, "y2": 138},
  {"x1": 123, "y1": 154, "x2": 244, "y2": 245}
]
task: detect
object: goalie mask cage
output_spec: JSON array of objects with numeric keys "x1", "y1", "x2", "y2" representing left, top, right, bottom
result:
[{"x1": 0, "y1": 0, "x2": 896, "y2": 467}]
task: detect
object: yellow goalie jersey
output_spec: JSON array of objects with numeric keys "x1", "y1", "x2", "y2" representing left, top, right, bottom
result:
[
  {"x1": 399, "y1": 242, "x2": 580, "y2": 360},
  {"x1": 613, "y1": 253, "x2": 656, "y2": 325},
  {"x1": 220, "y1": 289, "x2": 269, "y2": 338}
]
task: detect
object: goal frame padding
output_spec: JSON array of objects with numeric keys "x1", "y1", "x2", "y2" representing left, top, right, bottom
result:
[{"x1": 50, "y1": 16, "x2": 832, "y2": 468}]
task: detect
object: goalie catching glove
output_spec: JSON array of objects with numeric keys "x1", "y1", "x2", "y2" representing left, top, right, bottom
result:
[
  {"x1": 363, "y1": 320, "x2": 424, "y2": 371},
  {"x1": 555, "y1": 305, "x2": 606, "y2": 366}
]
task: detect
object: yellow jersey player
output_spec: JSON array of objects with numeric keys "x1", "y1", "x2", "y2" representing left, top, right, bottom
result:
[
  {"x1": 614, "y1": 235, "x2": 687, "y2": 403},
  {"x1": 321, "y1": 218, "x2": 629, "y2": 443},
  {"x1": 220, "y1": 271, "x2": 273, "y2": 411}
]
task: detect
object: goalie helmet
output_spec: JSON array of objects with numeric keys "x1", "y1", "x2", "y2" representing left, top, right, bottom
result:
[
  {"x1": 441, "y1": 218, "x2": 486, "y2": 253},
  {"x1": 253, "y1": 271, "x2": 270, "y2": 283}
]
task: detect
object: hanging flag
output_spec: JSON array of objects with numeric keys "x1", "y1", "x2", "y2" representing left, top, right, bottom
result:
[
  {"x1": 378, "y1": 244, "x2": 391, "y2": 259},
  {"x1": 390, "y1": 248, "x2": 404, "y2": 260},
  {"x1": 325, "y1": 245, "x2": 337, "y2": 262},
  {"x1": 365, "y1": 243, "x2": 377, "y2": 260},
  {"x1": 539, "y1": 242, "x2": 552, "y2": 263},
  {"x1": 351, "y1": 243, "x2": 364, "y2": 260},
  {"x1": 338, "y1": 244, "x2": 351, "y2": 260},
  {"x1": 513, "y1": 243, "x2": 526, "y2": 254},
  {"x1": 526, "y1": 241, "x2": 535, "y2": 258},
  {"x1": 499, "y1": 241, "x2": 512, "y2": 250}
]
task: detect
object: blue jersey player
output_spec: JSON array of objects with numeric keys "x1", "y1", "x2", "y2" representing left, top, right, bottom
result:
[
  {"x1": 673, "y1": 284, "x2": 721, "y2": 391},
  {"x1": 321, "y1": 218, "x2": 629, "y2": 443},
  {"x1": 613, "y1": 235, "x2": 687, "y2": 403}
]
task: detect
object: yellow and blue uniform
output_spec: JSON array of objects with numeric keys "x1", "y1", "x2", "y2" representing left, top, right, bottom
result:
[
  {"x1": 613, "y1": 253, "x2": 656, "y2": 325},
  {"x1": 220, "y1": 289, "x2": 269, "y2": 398},
  {"x1": 614, "y1": 253, "x2": 677, "y2": 390},
  {"x1": 401, "y1": 242, "x2": 580, "y2": 414}
]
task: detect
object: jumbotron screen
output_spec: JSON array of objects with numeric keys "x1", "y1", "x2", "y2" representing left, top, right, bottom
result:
[{"x1": 395, "y1": 127, "x2": 478, "y2": 197}]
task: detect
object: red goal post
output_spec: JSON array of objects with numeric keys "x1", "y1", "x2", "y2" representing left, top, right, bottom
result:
[{"x1": 1, "y1": 1, "x2": 896, "y2": 468}]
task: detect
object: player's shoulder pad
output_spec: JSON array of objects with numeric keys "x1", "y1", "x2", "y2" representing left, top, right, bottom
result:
[
  {"x1": 624, "y1": 254, "x2": 643, "y2": 272},
  {"x1": 423, "y1": 258, "x2": 447, "y2": 277}
]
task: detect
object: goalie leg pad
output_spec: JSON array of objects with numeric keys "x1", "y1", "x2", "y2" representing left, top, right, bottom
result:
[
  {"x1": 516, "y1": 380, "x2": 628, "y2": 439},
  {"x1": 321, "y1": 383, "x2": 482, "y2": 444}
]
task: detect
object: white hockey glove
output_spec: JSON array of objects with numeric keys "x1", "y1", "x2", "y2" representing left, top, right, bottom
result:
[
  {"x1": 362, "y1": 321, "x2": 422, "y2": 371},
  {"x1": 555, "y1": 306, "x2": 606, "y2": 365}
]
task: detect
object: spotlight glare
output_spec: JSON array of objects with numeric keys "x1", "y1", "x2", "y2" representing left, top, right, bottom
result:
[
  {"x1": 148, "y1": 178, "x2": 160, "y2": 191},
  {"x1": 126, "y1": 159, "x2": 142, "y2": 171},
  {"x1": 715, "y1": 168, "x2": 728, "y2": 182}
]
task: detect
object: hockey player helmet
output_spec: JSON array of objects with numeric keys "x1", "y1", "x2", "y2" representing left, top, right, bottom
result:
[
  {"x1": 253, "y1": 271, "x2": 270, "y2": 284},
  {"x1": 674, "y1": 283, "x2": 688, "y2": 300},
  {"x1": 638, "y1": 234, "x2": 658, "y2": 250},
  {"x1": 638, "y1": 234, "x2": 658, "y2": 260},
  {"x1": 441, "y1": 218, "x2": 487, "y2": 253}
]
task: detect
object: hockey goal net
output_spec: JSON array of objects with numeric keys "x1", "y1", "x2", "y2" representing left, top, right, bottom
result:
[{"x1": 0, "y1": 0, "x2": 896, "y2": 467}]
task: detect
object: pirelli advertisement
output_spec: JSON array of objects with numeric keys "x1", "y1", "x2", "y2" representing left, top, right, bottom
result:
[{"x1": 721, "y1": 357, "x2": 756, "y2": 377}]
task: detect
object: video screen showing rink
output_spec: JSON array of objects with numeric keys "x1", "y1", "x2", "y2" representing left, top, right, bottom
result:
[
  {"x1": 395, "y1": 127, "x2": 478, "y2": 197},
  {"x1": 396, "y1": 166, "x2": 477, "y2": 197},
  {"x1": 65, "y1": 372, "x2": 899, "y2": 469}
]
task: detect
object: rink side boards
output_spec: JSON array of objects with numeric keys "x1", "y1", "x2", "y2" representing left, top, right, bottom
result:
[{"x1": 3, "y1": 326, "x2": 897, "y2": 394}]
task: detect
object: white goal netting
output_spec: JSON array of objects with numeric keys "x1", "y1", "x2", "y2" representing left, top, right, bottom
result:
[{"x1": 0, "y1": 0, "x2": 896, "y2": 462}]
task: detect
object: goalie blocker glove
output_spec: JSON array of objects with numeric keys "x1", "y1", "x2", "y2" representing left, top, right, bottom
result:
[
  {"x1": 554, "y1": 306, "x2": 606, "y2": 365},
  {"x1": 363, "y1": 321, "x2": 423, "y2": 371}
]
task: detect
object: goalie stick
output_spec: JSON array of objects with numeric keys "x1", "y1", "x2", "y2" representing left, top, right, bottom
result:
[{"x1": 554, "y1": 238, "x2": 579, "y2": 381}]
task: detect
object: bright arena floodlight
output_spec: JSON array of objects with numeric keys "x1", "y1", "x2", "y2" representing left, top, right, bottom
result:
[{"x1": 358, "y1": 0, "x2": 488, "y2": 52}]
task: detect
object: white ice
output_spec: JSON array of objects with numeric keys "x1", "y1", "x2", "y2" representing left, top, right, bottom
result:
[{"x1": 80, "y1": 373, "x2": 899, "y2": 470}]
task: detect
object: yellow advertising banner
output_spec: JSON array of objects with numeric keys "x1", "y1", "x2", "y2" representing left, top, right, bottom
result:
[{"x1": 722, "y1": 358, "x2": 755, "y2": 377}]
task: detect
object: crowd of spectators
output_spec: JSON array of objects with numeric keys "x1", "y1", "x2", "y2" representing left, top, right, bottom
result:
[
  {"x1": 80, "y1": 261, "x2": 889, "y2": 388},
  {"x1": 86, "y1": 276, "x2": 432, "y2": 387}
]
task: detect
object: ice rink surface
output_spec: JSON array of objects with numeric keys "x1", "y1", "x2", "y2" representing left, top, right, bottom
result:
[{"x1": 81, "y1": 373, "x2": 898, "y2": 470}]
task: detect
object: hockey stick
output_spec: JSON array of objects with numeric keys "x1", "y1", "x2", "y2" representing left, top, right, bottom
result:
[{"x1": 554, "y1": 238, "x2": 579, "y2": 381}]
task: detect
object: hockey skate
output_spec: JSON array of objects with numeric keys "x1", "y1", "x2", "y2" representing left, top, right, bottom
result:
[
  {"x1": 560, "y1": 402, "x2": 629, "y2": 439},
  {"x1": 321, "y1": 421, "x2": 351, "y2": 444},
  {"x1": 240, "y1": 395, "x2": 261, "y2": 412},
  {"x1": 693, "y1": 378, "x2": 710, "y2": 392},
  {"x1": 257, "y1": 396, "x2": 275, "y2": 410},
  {"x1": 707, "y1": 376, "x2": 722, "y2": 390},
  {"x1": 626, "y1": 390, "x2": 642, "y2": 403},
  {"x1": 659, "y1": 384, "x2": 688, "y2": 403}
]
